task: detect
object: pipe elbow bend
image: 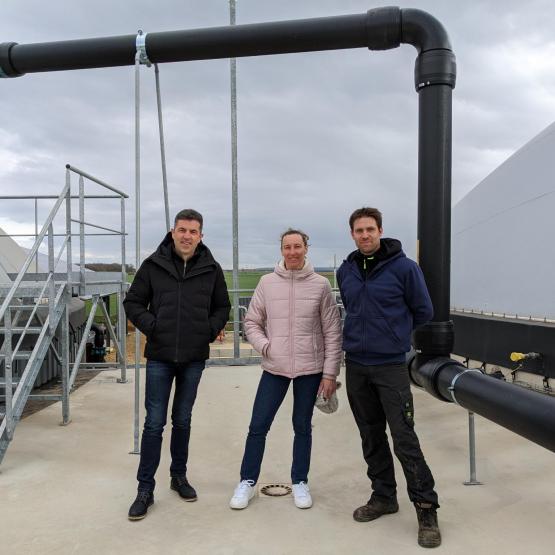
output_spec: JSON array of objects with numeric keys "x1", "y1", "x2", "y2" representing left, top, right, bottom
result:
[{"x1": 400, "y1": 8, "x2": 452, "y2": 53}]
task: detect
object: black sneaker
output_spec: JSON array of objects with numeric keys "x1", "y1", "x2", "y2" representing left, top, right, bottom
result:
[
  {"x1": 128, "y1": 491, "x2": 154, "y2": 521},
  {"x1": 353, "y1": 496, "x2": 399, "y2": 522},
  {"x1": 415, "y1": 503, "x2": 442, "y2": 548},
  {"x1": 171, "y1": 476, "x2": 198, "y2": 501}
]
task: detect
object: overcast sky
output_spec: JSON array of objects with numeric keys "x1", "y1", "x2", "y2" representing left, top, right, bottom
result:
[{"x1": 1, "y1": 0, "x2": 554, "y2": 269}]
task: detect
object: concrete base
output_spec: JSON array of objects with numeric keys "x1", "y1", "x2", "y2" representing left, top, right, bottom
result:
[{"x1": 1, "y1": 366, "x2": 554, "y2": 554}]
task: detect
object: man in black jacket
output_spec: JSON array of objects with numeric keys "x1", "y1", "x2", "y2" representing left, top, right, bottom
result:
[{"x1": 124, "y1": 209, "x2": 230, "y2": 520}]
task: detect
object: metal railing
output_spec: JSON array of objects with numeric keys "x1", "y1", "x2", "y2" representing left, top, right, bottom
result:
[{"x1": 0, "y1": 165, "x2": 129, "y2": 464}]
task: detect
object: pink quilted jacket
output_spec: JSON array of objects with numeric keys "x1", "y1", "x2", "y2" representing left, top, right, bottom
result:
[{"x1": 244, "y1": 260, "x2": 342, "y2": 379}]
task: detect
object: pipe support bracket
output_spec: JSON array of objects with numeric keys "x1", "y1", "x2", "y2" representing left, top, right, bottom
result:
[
  {"x1": 448, "y1": 368, "x2": 483, "y2": 405},
  {"x1": 136, "y1": 31, "x2": 151, "y2": 67}
]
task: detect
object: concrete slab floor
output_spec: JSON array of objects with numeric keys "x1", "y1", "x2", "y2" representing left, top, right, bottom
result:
[{"x1": 1, "y1": 365, "x2": 554, "y2": 555}]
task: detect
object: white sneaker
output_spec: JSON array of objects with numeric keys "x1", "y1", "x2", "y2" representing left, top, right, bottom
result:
[
  {"x1": 292, "y1": 482, "x2": 313, "y2": 509},
  {"x1": 229, "y1": 480, "x2": 255, "y2": 509}
]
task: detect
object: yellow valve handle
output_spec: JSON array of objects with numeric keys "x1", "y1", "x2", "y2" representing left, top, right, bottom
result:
[{"x1": 510, "y1": 352, "x2": 526, "y2": 362}]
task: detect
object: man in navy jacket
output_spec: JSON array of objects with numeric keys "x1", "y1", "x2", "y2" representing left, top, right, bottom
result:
[{"x1": 337, "y1": 207, "x2": 441, "y2": 549}]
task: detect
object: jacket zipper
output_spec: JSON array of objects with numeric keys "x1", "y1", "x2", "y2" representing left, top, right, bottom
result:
[
  {"x1": 175, "y1": 271, "x2": 183, "y2": 362},
  {"x1": 352, "y1": 258, "x2": 391, "y2": 353},
  {"x1": 290, "y1": 270, "x2": 295, "y2": 376},
  {"x1": 361, "y1": 277, "x2": 367, "y2": 353}
]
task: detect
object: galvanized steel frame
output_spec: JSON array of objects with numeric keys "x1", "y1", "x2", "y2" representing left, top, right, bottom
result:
[{"x1": 0, "y1": 165, "x2": 129, "y2": 464}]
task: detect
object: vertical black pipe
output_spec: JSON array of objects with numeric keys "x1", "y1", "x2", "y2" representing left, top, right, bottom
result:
[
  {"x1": 417, "y1": 84, "x2": 452, "y2": 322},
  {"x1": 404, "y1": 26, "x2": 456, "y2": 357}
]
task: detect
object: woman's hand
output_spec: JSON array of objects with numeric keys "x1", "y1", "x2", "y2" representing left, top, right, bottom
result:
[{"x1": 318, "y1": 377, "x2": 337, "y2": 400}]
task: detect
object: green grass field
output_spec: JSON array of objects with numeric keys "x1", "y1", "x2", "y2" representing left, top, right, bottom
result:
[
  {"x1": 223, "y1": 270, "x2": 268, "y2": 292},
  {"x1": 224, "y1": 270, "x2": 336, "y2": 292},
  {"x1": 86, "y1": 270, "x2": 337, "y2": 323}
]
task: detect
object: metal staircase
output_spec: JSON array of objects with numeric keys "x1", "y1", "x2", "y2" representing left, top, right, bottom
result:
[{"x1": 0, "y1": 165, "x2": 128, "y2": 465}]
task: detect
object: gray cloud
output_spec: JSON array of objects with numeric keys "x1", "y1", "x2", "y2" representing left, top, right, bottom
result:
[{"x1": 1, "y1": 0, "x2": 555, "y2": 268}]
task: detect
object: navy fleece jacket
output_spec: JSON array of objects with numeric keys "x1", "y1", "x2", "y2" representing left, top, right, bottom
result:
[{"x1": 337, "y1": 238, "x2": 433, "y2": 366}]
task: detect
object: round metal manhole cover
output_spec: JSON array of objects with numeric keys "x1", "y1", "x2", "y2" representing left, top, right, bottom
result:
[{"x1": 260, "y1": 484, "x2": 292, "y2": 497}]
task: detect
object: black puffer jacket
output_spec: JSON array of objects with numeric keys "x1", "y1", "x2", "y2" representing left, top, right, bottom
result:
[{"x1": 124, "y1": 233, "x2": 230, "y2": 363}]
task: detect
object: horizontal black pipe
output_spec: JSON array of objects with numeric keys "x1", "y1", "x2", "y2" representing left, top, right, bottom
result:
[
  {"x1": 409, "y1": 356, "x2": 555, "y2": 452},
  {"x1": 0, "y1": 8, "x2": 453, "y2": 77}
]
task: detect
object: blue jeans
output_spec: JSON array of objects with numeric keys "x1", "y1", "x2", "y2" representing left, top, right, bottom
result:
[
  {"x1": 137, "y1": 359, "x2": 205, "y2": 492},
  {"x1": 240, "y1": 371, "x2": 322, "y2": 484}
]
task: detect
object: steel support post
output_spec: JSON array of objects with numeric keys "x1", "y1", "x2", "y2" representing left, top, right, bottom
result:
[
  {"x1": 34, "y1": 198, "x2": 39, "y2": 272},
  {"x1": 230, "y1": 0, "x2": 240, "y2": 361},
  {"x1": 60, "y1": 287, "x2": 71, "y2": 425},
  {"x1": 69, "y1": 295, "x2": 98, "y2": 390},
  {"x1": 3, "y1": 309, "x2": 13, "y2": 440},
  {"x1": 78, "y1": 175, "x2": 86, "y2": 295},
  {"x1": 131, "y1": 48, "x2": 142, "y2": 455},
  {"x1": 98, "y1": 299, "x2": 123, "y2": 362},
  {"x1": 47, "y1": 223, "x2": 56, "y2": 335},
  {"x1": 463, "y1": 411, "x2": 482, "y2": 485},
  {"x1": 118, "y1": 196, "x2": 128, "y2": 383}
]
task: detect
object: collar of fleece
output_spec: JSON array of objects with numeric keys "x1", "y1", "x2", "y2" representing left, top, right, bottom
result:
[{"x1": 274, "y1": 258, "x2": 314, "y2": 279}]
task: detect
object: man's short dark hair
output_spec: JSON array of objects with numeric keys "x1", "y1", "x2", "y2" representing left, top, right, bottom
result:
[
  {"x1": 349, "y1": 207, "x2": 383, "y2": 231},
  {"x1": 280, "y1": 228, "x2": 309, "y2": 247},
  {"x1": 174, "y1": 209, "x2": 203, "y2": 230}
]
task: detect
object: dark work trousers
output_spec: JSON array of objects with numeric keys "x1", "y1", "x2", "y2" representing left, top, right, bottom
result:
[
  {"x1": 137, "y1": 359, "x2": 205, "y2": 492},
  {"x1": 346, "y1": 360, "x2": 439, "y2": 507},
  {"x1": 240, "y1": 370, "x2": 322, "y2": 484}
]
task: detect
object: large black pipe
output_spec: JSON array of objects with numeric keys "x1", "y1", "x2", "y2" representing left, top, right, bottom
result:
[
  {"x1": 1, "y1": 11, "x2": 403, "y2": 76},
  {"x1": 409, "y1": 357, "x2": 555, "y2": 452},
  {"x1": 417, "y1": 85, "x2": 452, "y2": 322},
  {"x1": 0, "y1": 8, "x2": 451, "y2": 71}
]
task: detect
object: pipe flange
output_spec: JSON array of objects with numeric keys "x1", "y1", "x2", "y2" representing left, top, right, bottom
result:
[
  {"x1": 448, "y1": 368, "x2": 482, "y2": 405},
  {"x1": 0, "y1": 42, "x2": 23, "y2": 78},
  {"x1": 136, "y1": 30, "x2": 151, "y2": 67},
  {"x1": 414, "y1": 49, "x2": 457, "y2": 91}
]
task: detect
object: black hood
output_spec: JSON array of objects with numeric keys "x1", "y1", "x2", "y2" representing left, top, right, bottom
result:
[
  {"x1": 148, "y1": 232, "x2": 216, "y2": 278},
  {"x1": 347, "y1": 238, "x2": 403, "y2": 263}
]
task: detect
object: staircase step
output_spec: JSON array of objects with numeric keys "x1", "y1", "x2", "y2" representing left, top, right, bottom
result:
[
  {"x1": 9, "y1": 305, "x2": 41, "y2": 309},
  {"x1": 0, "y1": 352, "x2": 33, "y2": 360},
  {"x1": 0, "y1": 327, "x2": 43, "y2": 334},
  {"x1": 0, "y1": 380, "x2": 21, "y2": 388}
]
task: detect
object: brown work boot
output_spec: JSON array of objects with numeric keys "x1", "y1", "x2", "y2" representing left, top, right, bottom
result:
[
  {"x1": 353, "y1": 496, "x2": 399, "y2": 522},
  {"x1": 415, "y1": 503, "x2": 441, "y2": 548}
]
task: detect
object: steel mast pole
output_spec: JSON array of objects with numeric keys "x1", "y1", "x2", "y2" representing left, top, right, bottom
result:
[{"x1": 230, "y1": 0, "x2": 240, "y2": 361}]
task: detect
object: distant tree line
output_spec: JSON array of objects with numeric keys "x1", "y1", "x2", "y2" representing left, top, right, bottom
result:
[{"x1": 84, "y1": 263, "x2": 136, "y2": 274}]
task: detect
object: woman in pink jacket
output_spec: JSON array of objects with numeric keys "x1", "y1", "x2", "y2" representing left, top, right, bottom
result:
[{"x1": 229, "y1": 229, "x2": 342, "y2": 510}]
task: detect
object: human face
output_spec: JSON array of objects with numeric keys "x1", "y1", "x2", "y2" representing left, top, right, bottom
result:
[
  {"x1": 281, "y1": 233, "x2": 308, "y2": 270},
  {"x1": 171, "y1": 219, "x2": 203, "y2": 260},
  {"x1": 351, "y1": 216, "x2": 383, "y2": 255}
]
